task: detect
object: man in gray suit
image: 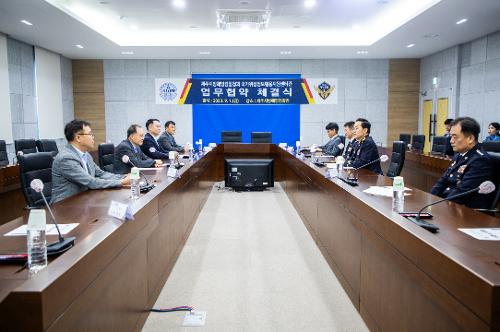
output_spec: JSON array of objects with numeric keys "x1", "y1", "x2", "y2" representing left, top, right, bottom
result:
[
  {"x1": 318, "y1": 122, "x2": 344, "y2": 156},
  {"x1": 113, "y1": 124, "x2": 163, "y2": 174},
  {"x1": 158, "y1": 120, "x2": 188, "y2": 153},
  {"x1": 51, "y1": 120, "x2": 130, "y2": 204}
]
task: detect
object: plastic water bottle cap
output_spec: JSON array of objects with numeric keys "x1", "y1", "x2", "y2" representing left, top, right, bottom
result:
[
  {"x1": 28, "y1": 209, "x2": 46, "y2": 229},
  {"x1": 130, "y1": 167, "x2": 140, "y2": 180},
  {"x1": 393, "y1": 176, "x2": 405, "y2": 190}
]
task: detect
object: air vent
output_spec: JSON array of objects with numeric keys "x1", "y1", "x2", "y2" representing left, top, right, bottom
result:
[{"x1": 216, "y1": 9, "x2": 271, "y2": 31}]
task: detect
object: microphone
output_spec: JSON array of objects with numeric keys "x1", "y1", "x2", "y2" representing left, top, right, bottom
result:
[
  {"x1": 121, "y1": 155, "x2": 152, "y2": 186},
  {"x1": 354, "y1": 154, "x2": 389, "y2": 171},
  {"x1": 417, "y1": 181, "x2": 496, "y2": 220},
  {"x1": 30, "y1": 179, "x2": 75, "y2": 254}
]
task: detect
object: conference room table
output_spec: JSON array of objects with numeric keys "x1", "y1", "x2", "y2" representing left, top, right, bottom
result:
[{"x1": 0, "y1": 144, "x2": 499, "y2": 332}]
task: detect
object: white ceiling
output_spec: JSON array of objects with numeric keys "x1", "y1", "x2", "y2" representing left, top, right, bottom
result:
[{"x1": 0, "y1": 0, "x2": 500, "y2": 59}]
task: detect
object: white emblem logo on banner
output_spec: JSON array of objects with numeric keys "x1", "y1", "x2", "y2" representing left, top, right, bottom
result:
[{"x1": 155, "y1": 78, "x2": 185, "y2": 104}]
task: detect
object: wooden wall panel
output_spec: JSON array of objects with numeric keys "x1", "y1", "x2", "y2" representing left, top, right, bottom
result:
[
  {"x1": 387, "y1": 59, "x2": 420, "y2": 146},
  {"x1": 72, "y1": 60, "x2": 105, "y2": 149}
]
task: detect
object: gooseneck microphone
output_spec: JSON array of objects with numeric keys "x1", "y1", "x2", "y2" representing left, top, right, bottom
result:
[
  {"x1": 354, "y1": 154, "x2": 389, "y2": 171},
  {"x1": 30, "y1": 179, "x2": 75, "y2": 254},
  {"x1": 417, "y1": 181, "x2": 496, "y2": 220}
]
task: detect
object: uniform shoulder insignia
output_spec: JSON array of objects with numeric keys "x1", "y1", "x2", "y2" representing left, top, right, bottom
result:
[
  {"x1": 476, "y1": 150, "x2": 484, "y2": 156},
  {"x1": 458, "y1": 165, "x2": 467, "y2": 174}
]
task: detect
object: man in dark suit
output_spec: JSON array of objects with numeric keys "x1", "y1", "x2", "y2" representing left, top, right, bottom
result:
[
  {"x1": 113, "y1": 124, "x2": 163, "y2": 174},
  {"x1": 141, "y1": 119, "x2": 169, "y2": 159},
  {"x1": 431, "y1": 117, "x2": 494, "y2": 209},
  {"x1": 318, "y1": 122, "x2": 344, "y2": 156},
  {"x1": 345, "y1": 118, "x2": 382, "y2": 174},
  {"x1": 342, "y1": 121, "x2": 356, "y2": 160},
  {"x1": 51, "y1": 120, "x2": 130, "y2": 204},
  {"x1": 158, "y1": 120, "x2": 188, "y2": 153}
]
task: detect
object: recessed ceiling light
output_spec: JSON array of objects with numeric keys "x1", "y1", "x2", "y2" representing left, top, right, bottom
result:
[
  {"x1": 75, "y1": 44, "x2": 84, "y2": 49},
  {"x1": 121, "y1": 51, "x2": 134, "y2": 55},
  {"x1": 423, "y1": 33, "x2": 439, "y2": 39},
  {"x1": 280, "y1": 51, "x2": 292, "y2": 55},
  {"x1": 407, "y1": 43, "x2": 415, "y2": 48},
  {"x1": 240, "y1": 1, "x2": 250, "y2": 4},
  {"x1": 173, "y1": 0, "x2": 186, "y2": 8},
  {"x1": 199, "y1": 51, "x2": 211, "y2": 55},
  {"x1": 129, "y1": 25, "x2": 138, "y2": 30},
  {"x1": 99, "y1": 1, "x2": 110, "y2": 4},
  {"x1": 357, "y1": 50, "x2": 368, "y2": 54},
  {"x1": 20, "y1": 20, "x2": 33, "y2": 26},
  {"x1": 293, "y1": 25, "x2": 301, "y2": 29},
  {"x1": 456, "y1": 18, "x2": 468, "y2": 25},
  {"x1": 304, "y1": 0, "x2": 316, "y2": 8}
]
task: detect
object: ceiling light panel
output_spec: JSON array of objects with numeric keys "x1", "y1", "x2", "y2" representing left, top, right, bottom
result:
[{"x1": 43, "y1": 0, "x2": 442, "y2": 47}]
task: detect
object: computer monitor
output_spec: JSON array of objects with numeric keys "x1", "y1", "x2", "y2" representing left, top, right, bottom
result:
[{"x1": 224, "y1": 158, "x2": 274, "y2": 191}]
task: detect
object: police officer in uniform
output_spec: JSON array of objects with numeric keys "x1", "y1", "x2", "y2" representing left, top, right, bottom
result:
[
  {"x1": 345, "y1": 118, "x2": 382, "y2": 174},
  {"x1": 141, "y1": 118, "x2": 169, "y2": 159},
  {"x1": 431, "y1": 117, "x2": 494, "y2": 209}
]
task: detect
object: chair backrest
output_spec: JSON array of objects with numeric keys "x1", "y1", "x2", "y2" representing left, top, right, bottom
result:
[
  {"x1": 18, "y1": 152, "x2": 54, "y2": 207},
  {"x1": 386, "y1": 141, "x2": 406, "y2": 177},
  {"x1": 14, "y1": 139, "x2": 38, "y2": 155},
  {"x1": 411, "y1": 135, "x2": 425, "y2": 152},
  {"x1": 399, "y1": 133, "x2": 411, "y2": 146},
  {"x1": 221, "y1": 131, "x2": 242, "y2": 143},
  {"x1": 36, "y1": 139, "x2": 59, "y2": 156},
  {"x1": 251, "y1": 132, "x2": 272, "y2": 143},
  {"x1": 0, "y1": 140, "x2": 8, "y2": 166},
  {"x1": 482, "y1": 141, "x2": 500, "y2": 153},
  {"x1": 98, "y1": 143, "x2": 115, "y2": 173},
  {"x1": 431, "y1": 136, "x2": 446, "y2": 155},
  {"x1": 487, "y1": 151, "x2": 500, "y2": 209}
]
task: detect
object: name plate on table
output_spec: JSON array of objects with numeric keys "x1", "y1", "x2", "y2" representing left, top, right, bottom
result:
[{"x1": 108, "y1": 201, "x2": 134, "y2": 221}]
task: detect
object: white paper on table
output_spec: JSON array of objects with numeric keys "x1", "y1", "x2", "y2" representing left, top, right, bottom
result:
[
  {"x1": 362, "y1": 186, "x2": 412, "y2": 197},
  {"x1": 458, "y1": 228, "x2": 500, "y2": 240},
  {"x1": 138, "y1": 167, "x2": 162, "y2": 171},
  {"x1": 5, "y1": 223, "x2": 79, "y2": 236}
]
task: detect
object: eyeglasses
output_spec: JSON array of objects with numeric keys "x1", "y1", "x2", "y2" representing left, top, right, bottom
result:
[{"x1": 78, "y1": 132, "x2": 95, "y2": 137}]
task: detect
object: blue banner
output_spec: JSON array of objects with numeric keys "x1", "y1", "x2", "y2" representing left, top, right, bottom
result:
[{"x1": 182, "y1": 78, "x2": 313, "y2": 104}]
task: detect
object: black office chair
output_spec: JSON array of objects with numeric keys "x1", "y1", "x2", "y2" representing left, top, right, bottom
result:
[
  {"x1": 36, "y1": 139, "x2": 59, "y2": 156},
  {"x1": 14, "y1": 139, "x2": 38, "y2": 155},
  {"x1": 18, "y1": 152, "x2": 53, "y2": 208},
  {"x1": 431, "y1": 136, "x2": 446, "y2": 155},
  {"x1": 411, "y1": 135, "x2": 425, "y2": 152},
  {"x1": 221, "y1": 131, "x2": 242, "y2": 143},
  {"x1": 399, "y1": 133, "x2": 411, "y2": 148},
  {"x1": 251, "y1": 132, "x2": 272, "y2": 143},
  {"x1": 386, "y1": 141, "x2": 406, "y2": 178},
  {"x1": 0, "y1": 140, "x2": 9, "y2": 167},
  {"x1": 98, "y1": 143, "x2": 115, "y2": 173},
  {"x1": 482, "y1": 141, "x2": 500, "y2": 153}
]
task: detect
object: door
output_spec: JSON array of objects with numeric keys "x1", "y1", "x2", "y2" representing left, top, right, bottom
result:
[
  {"x1": 435, "y1": 98, "x2": 449, "y2": 136},
  {"x1": 422, "y1": 100, "x2": 433, "y2": 153}
]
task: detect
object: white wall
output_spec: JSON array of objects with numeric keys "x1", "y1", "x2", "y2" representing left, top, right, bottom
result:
[
  {"x1": 35, "y1": 47, "x2": 64, "y2": 139},
  {"x1": 0, "y1": 33, "x2": 13, "y2": 143},
  {"x1": 419, "y1": 30, "x2": 500, "y2": 139}
]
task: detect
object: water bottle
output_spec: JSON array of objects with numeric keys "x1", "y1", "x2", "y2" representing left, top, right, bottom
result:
[
  {"x1": 130, "y1": 167, "x2": 140, "y2": 199},
  {"x1": 392, "y1": 176, "x2": 405, "y2": 212},
  {"x1": 27, "y1": 209, "x2": 47, "y2": 275}
]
